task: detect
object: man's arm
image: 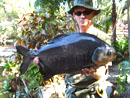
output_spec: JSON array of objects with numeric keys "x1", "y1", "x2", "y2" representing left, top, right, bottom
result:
[
  {"x1": 91, "y1": 66, "x2": 108, "y2": 80},
  {"x1": 82, "y1": 65, "x2": 108, "y2": 81}
]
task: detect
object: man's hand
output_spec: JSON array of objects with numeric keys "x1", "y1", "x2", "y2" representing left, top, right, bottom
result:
[
  {"x1": 33, "y1": 57, "x2": 40, "y2": 67},
  {"x1": 81, "y1": 66, "x2": 108, "y2": 80},
  {"x1": 81, "y1": 67, "x2": 96, "y2": 74}
]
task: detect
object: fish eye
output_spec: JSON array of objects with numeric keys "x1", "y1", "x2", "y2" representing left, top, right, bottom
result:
[{"x1": 107, "y1": 50, "x2": 111, "y2": 55}]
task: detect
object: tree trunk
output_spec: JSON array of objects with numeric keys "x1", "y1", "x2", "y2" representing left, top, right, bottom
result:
[
  {"x1": 128, "y1": 0, "x2": 130, "y2": 61},
  {"x1": 111, "y1": 0, "x2": 117, "y2": 45}
]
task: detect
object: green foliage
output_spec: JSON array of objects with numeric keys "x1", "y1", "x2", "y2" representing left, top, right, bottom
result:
[
  {"x1": 1, "y1": 54, "x2": 43, "y2": 96},
  {"x1": 1, "y1": 59, "x2": 20, "y2": 91},
  {"x1": 21, "y1": 63, "x2": 43, "y2": 95},
  {"x1": 34, "y1": 0, "x2": 72, "y2": 11},
  {"x1": 3, "y1": 80, "x2": 11, "y2": 91},
  {"x1": 101, "y1": 16, "x2": 112, "y2": 33},
  {"x1": 113, "y1": 37, "x2": 128, "y2": 59},
  {"x1": 0, "y1": 0, "x2": 29, "y2": 46},
  {"x1": 1, "y1": 0, "x2": 128, "y2": 96},
  {"x1": 93, "y1": 0, "x2": 127, "y2": 33},
  {"x1": 14, "y1": 8, "x2": 75, "y2": 91},
  {"x1": 93, "y1": 0, "x2": 112, "y2": 33},
  {"x1": 16, "y1": 9, "x2": 75, "y2": 48},
  {"x1": 116, "y1": 61, "x2": 130, "y2": 94},
  {"x1": 1, "y1": 4, "x2": 75, "y2": 96}
]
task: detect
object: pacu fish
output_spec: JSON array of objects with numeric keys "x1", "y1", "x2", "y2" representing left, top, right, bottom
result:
[{"x1": 16, "y1": 33, "x2": 116, "y2": 81}]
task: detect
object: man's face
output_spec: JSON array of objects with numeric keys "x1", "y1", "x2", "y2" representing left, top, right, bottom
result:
[{"x1": 73, "y1": 7, "x2": 95, "y2": 28}]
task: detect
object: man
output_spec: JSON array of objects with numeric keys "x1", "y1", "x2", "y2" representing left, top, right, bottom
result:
[
  {"x1": 65, "y1": 0, "x2": 113, "y2": 98},
  {"x1": 33, "y1": 0, "x2": 113, "y2": 97}
]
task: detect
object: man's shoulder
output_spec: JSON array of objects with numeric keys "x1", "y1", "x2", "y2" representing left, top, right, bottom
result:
[
  {"x1": 88, "y1": 27, "x2": 111, "y2": 44},
  {"x1": 88, "y1": 27, "x2": 107, "y2": 36}
]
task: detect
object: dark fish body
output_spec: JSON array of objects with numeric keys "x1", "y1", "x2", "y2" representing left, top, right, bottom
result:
[{"x1": 16, "y1": 33, "x2": 116, "y2": 81}]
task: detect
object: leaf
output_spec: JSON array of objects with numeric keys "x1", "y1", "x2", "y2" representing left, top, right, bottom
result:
[
  {"x1": 16, "y1": 39, "x2": 21, "y2": 44},
  {"x1": 21, "y1": 40, "x2": 26, "y2": 46},
  {"x1": 118, "y1": 61, "x2": 130, "y2": 70}
]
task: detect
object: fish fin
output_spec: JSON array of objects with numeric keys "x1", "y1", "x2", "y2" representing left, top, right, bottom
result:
[
  {"x1": 20, "y1": 55, "x2": 33, "y2": 74},
  {"x1": 38, "y1": 61, "x2": 53, "y2": 81},
  {"x1": 48, "y1": 34, "x2": 69, "y2": 44},
  {"x1": 92, "y1": 47, "x2": 100, "y2": 64},
  {"x1": 16, "y1": 45, "x2": 34, "y2": 74},
  {"x1": 16, "y1": 45, "x2": 29, "y2": 56},
  {"x1": 92, "y1": 47, "x2": 105, "y2": 65}
]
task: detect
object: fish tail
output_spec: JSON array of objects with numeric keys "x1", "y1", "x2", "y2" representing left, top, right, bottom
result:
[
  {"x1": 16, "y1": 45, "x2": 34, "y2": 74},
  {"x1": 16, "y1": 45, "x2": 29, "y2": 56}
]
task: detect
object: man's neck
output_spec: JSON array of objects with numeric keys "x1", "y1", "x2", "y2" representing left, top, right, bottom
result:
[{"x1": 79, "y1": 24, "x2": 93, "y2": 33}]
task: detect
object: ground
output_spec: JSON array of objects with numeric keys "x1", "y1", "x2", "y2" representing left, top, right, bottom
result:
[{"x1": 108, "y1": 64, "x2": 130, "y2": 98}]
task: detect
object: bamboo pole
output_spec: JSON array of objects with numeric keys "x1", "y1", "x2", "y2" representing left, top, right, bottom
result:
[
  {"x1": 128, "y1": 0, "x2": 130, "y2": 61},
  {"x1": 112, "y1": 0, "x2": 117, "y2": 45}
]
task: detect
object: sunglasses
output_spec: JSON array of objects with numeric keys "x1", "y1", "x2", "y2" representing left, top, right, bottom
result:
[{"x1": 74, "y1": 10, "x2": 92, "y2": 16}]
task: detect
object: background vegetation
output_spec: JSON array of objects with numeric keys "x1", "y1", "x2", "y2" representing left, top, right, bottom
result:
[{"x1": 0, "y1": 0, "x2": 129, "y2": 97}]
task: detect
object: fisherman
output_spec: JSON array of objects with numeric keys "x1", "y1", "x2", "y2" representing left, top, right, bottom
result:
[
  {"x1": 33, "y1": 0, "x2": 114, "y2": 97},
  {"x1": 64, "y1": 0, "x2": 113, "y2": 98}
]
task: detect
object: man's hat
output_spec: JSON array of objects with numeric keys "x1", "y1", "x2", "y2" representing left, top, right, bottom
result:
[{"x1": 68, "y1": 0, "x2": 101, "y2": 16}]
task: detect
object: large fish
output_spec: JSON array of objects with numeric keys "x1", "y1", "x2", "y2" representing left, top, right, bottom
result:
[{"x1": 16, "y1": 33, "x2": 116, "y2": 81}]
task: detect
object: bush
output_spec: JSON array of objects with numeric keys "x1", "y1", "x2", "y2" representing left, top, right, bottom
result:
[
  {"x1": 1, "y1": 8, "x2": 75, "y2": 96},
  {"x1": 113, "y1": 37, "x2": 129, "y2": 62}
]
